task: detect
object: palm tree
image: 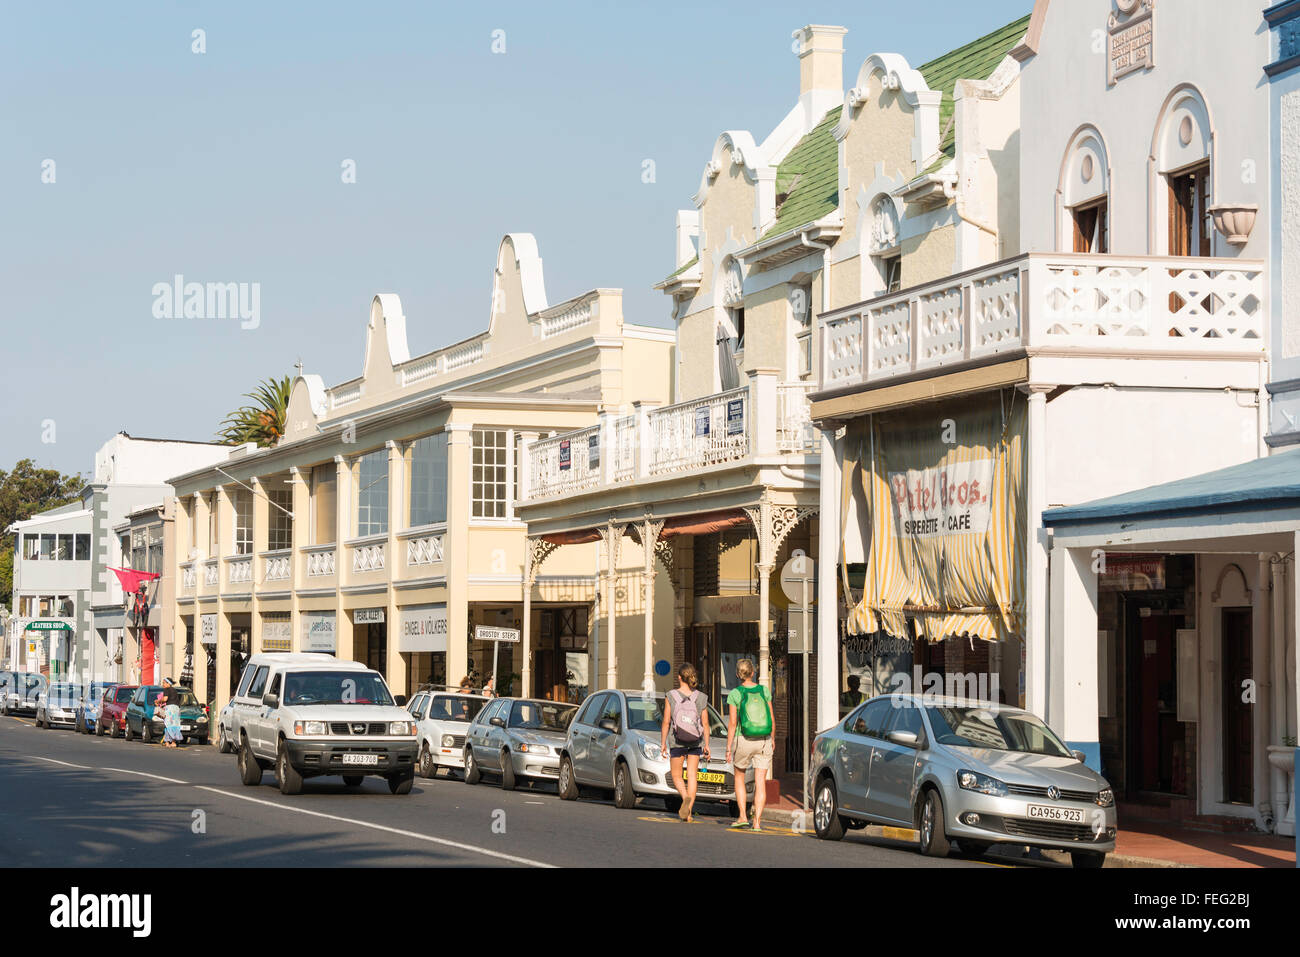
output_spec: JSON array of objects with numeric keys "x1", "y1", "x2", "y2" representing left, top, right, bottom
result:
[{"x1": 217, "y1": 375, "x2": 292, "y2": 447}]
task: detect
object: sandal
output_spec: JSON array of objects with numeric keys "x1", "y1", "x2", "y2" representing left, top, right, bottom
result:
[{"x1": 729, "y1": 821, "x2": 752, "y2": 830}]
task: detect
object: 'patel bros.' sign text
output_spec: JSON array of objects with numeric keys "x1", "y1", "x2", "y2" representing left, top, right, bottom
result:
[{"x1": 889, "y1": 458, "x2": 995, "y2": 539}]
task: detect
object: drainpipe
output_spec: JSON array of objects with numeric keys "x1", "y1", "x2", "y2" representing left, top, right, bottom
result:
[
  {"x1": 799, "y1": 230, "x2": 832, "y2": 317},
  {"x1": 943, "y1": 178, "x2": 999, "y2": 243}
]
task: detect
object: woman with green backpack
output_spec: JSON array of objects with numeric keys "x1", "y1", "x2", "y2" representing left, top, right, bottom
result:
[{"x1": 725, "y1": 657, "x2": 774, "y2": 831}]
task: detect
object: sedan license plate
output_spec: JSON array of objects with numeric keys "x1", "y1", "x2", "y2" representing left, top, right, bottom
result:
[
  {"x1": 682, "y1": 767, "x2": 726, "y2": 785},
  {"x1": 342, "y1": 753, "x2": 379, "y2": 766},
  {"x1": 1026, "y1": 804, "x2": 1084, "y2": 823}
]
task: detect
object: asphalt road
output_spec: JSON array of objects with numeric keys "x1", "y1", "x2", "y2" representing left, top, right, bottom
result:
[{"x1": 0, "y1": 714, "x2": 1026, "y2": 868}]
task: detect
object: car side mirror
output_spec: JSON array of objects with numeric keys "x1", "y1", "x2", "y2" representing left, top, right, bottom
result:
[
  {"x1": 490, "y1": 716, "x2": 505, "y2": 728},
  {"x1": 1071, "y1": 750, "x2": 1087, "y2": 763},
  {"x1": 598, "y1": 718, "x2": 618, "y2": 733},
  {"x1": 394, "y1": 694, "x2": 408, "y2": 707},
  {"x1": 888, "y1": 730, "x2": 919, "y2": 748},
  {"x1": 262, "y1": 693, "x2": 279, "y2": 709}
]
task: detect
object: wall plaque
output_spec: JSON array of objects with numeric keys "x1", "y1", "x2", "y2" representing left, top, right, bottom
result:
[{"x1": 1108, "y1": 0, "x2": 1155, "y2": 87}]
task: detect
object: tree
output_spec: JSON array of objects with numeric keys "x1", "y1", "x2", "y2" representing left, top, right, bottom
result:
[
  {"x1": 0, "y1": 460, "x2": 85, "y2": 610},
  {"x1": 216, "y1": 374, "x2": 292, "y2": 448}
]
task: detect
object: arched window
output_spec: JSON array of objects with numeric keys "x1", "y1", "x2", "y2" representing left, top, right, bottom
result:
[
  {"x1": 866, "y1": 194, "x2": 902, "y2": 295},
  {"x1": 1058, "y1": 126, "x2": 1111, "y2": 253},
  {"x1": 1150, "y1": 86, "x2": 1214, "y2": 257},
  {"x1": 714, "y1": 257, "x2": 745, "y2": 391}
]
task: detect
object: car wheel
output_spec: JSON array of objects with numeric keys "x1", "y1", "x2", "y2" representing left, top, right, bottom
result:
[
  {"x1": 960, "y1": 839, "x2": 992, "y2": 858},
  {"x1": 388, "y1": 770, "x2": 414, "y2": 795},
  {"x1": 342, "y1": 775, "x2": 364, "y2": 787},
  {"x1": 35, "y1": 712, "x2": 44, "y2": 729},
  {"x1": 277, "y1": 741, "x2": 303, "y2": 795},
  {"x1": 501, "y1": 751, "x2": 517, "y2": 791},
  {"x1": 418, "y1": 743, "x2": 435, "y2": 779},
  {"x1": 663, "y1": 794, "x2": 683, "y2": 814},
  {"x1": 217, "y1": 728, "x2": 233, "y2": 754},
  {"x1": 919, "y1": 789, "x2": 951, "y2": 858},
  {"x1": 238, "y1": 736, "x2": 262, "y2": 786},
  {"x1": 464, "y1": 746, "x2": 481, "y2": 785},
  {"x1": 813, "y1": 777, "x2": 845, "y2": 841},
  {"x1": 558, "y1": 756, "x2": 578, "y2": 801},
  {"x1": 142, "y1": 721, "x2": 153, "y2": 744},
  {"x1": 613, "y1": 761, "x2": 637, "y2": 809},
  {"x1": 1071, "y1": 851, "x2": 1106, "y2": 869},
  {"x1": 95, "y1": 720, "x2": 105, "y2": 737},
  {"x1": 124, "y1": 719, "x2": 134, "y2": 741}
]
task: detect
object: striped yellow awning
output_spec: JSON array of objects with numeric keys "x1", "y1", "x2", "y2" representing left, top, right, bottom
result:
[{"x1": 845, "y1": 390, "x2": 1026, "y2": 644}]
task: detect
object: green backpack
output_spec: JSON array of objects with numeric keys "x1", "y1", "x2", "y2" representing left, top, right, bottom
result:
[{"x1": 737, "y1": 684, "x2": 772, "y2": 737}]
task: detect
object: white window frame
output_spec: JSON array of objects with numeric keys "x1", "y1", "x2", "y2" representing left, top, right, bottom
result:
[{"x1": 470, "y1": 428, "x2": 515, "y2": 523}]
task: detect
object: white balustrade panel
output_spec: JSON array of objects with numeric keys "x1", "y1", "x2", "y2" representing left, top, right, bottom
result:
[
  {"x1": 352, "y1": 542, "x2": 385, "y2": 573},
  {"x1": 406, "y1": 535, "x2": 444, "y2": 567},
  {"x1": 203, "y1": 561, "x2": 219, "y2": 587},
  {"x1": 306, "y1": 548, "x2": 336, "y2": 578},
  {"x1": 777, "y1": 382, "x2": 816, "y2": 453},
  {"x1": 228, "y1": 558, "x2": 252, "y2": 585},
  {"x1": 263, "y1": 554, "x2": 291, "y2": 582},
  {"x1": 647, "y1": 388, "x2": 749, "y2": 475}
]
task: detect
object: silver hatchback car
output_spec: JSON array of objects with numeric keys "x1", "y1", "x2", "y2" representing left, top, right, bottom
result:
[
  {"x1": 463, "y1": 697, "x2": 578, "y2": 789},
  {"x1": 557, "y1": 689, "x2": 754, "y2": 813},
  {"x1": 808, "y1": 694, "x2": 1117, "y2": 868}
]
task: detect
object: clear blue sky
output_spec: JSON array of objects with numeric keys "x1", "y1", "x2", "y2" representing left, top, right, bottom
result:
[{"x1": 0, "y1": 0, "x2": 1031, "y2": 477}]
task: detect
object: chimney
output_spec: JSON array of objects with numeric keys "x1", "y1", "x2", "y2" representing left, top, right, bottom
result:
[{"x1": 793, "y1": 25, "x2": 847, "y2": 100}]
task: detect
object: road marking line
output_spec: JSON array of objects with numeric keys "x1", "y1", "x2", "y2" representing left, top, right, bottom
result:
[
  {"x1": 194, "y1": 786, "x2": 557, "y2": 868},
  {"x1": 881, "y1": 826, "x2": 918, "y2": 841},
  {"x1": 30, "y1": 756, "x2": 91, "y2": 770},
  {"x1": 100, "y1": 768, "x2": 189, "y2": 784}
]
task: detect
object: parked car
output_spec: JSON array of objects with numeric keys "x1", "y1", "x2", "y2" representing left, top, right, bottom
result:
[
  {"x1": 36, "y1": 683, "x2": 84, "y2": 729},
  {"x1": 97, "y1": 684, "x2": 138, "y2": 737},
  {"x1": 216, "y1": 698, "x2": 236, "y2": 752},
  {"x1": 557, "y1": 689, "x2": 752, "y2": 813},
  {"x1": 224, "y1": 653, "x2": 338, "y2": 756},
  {"x1": 463, "y1": 697, "x2": 578, "y2": 790},
  {"x1": 0, "y1": 671, "x2": 48, "y2": 716},
  {"x1": 125, "y1": 685, "x2": 209, "y2": 744},
  {"x1": 808, "y1": 694, "x2": 1117, "y2": 868},
  {"x1": 76, "y1": 682, "x2": 120, "y2": 733},
  {"x1": 233, "y1": 658, "x2": 417, "y2": 795},
  {"x1": 407, "y1": 689, "x2": 488, "y2": 778}
]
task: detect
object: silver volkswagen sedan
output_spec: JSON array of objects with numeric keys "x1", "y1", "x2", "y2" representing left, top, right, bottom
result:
[
  {"x1": 463, "y1": 697, "x2": 578, "y2": 790},
  {"x1": 808, "y1": 694, "x2": 1117, "y2": 868}
]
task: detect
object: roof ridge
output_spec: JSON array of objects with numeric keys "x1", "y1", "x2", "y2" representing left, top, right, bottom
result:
[{"x1": 917, "y1": 12, "x2": 1032, "y2": 82}]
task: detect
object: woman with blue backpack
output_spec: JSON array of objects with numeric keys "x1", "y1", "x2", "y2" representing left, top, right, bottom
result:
[
  {"x1": 660, "y1": 663, "x2": 711, "y2": 823},
  {"x1": 725, "y1": 657, "x2": 774, "y2": 831}
]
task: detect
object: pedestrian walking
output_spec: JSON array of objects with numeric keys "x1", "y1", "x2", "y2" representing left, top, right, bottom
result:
[
  {"x1": 157, "y1": 691, "x2": 182, "y2": 748},
  {"x1": 660, "y1": 663, "x2": 710, "y2": 822},
  {"x1": 725, "y1": 657, "x2": 774, "y2": 831}
]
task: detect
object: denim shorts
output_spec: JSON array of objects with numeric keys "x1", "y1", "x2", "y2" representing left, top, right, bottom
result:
[{"x1": 669, "y1": 746, "x2": 703, "y2": 759}]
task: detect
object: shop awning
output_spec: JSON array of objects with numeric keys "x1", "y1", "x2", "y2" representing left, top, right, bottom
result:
[
  {"x1": 1044, "y1": 446, "x2": 1300, "y2": 527},
  {"x1": 25, "y1": 620, "x2": 72, "y2": 631},
  {"x1": 541, "y1": 529, "x2": 602, "y2": 545},
  {"x1": 660, "y1": 509, "x2": 750, "y2": 538}
]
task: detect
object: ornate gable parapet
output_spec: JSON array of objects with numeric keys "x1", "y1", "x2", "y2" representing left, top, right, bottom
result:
[{"x1": 836, "y1": 52, "x2": 943, "y2": 173}]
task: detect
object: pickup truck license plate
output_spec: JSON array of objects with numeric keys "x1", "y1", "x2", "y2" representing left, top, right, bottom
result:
[
  {"x1": 1026, "y1": 804, "x2": 1084, "y2": 823},
  {"x1": 342, "y1": 753, "x2": 379, "y2": 766}
]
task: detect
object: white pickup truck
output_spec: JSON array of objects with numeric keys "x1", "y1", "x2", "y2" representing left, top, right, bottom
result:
[{"x1": 232, "y1": 655, "x2": 418, "y2": 795}]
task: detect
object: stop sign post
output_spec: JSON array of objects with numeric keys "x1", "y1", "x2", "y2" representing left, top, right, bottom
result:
[{"x1": 780, "y1": 551, "x2": 814, "y2": 809}]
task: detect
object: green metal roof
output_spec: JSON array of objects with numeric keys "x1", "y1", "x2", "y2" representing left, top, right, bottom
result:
[
  {"x1": 762, "y1": 106, "x2": 843, "y2": 239},
  {"x1": 658, "y1": 254, "x2": 699, "y2": 286},
  {"x1": 917, "y1": 13, "x2": 1031, "y2": 167}
]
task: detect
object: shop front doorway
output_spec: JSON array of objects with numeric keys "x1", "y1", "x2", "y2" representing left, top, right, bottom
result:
[
  {"x1": 1124, "y1": 601, "x2": 1187, "y2": 797},
  {"x1": 533, "y1": 607, "x2": 587, "y2": 702}
]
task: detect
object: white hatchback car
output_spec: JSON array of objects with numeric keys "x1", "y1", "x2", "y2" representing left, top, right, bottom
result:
[
  {"x1": 406, "y1": 689, "x2": 489, "y2": 778},
  {"x1": 233, "y1": 657, "x2": 418, "y2": 795}
]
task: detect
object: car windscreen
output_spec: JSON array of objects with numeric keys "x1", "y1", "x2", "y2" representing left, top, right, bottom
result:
[
  {"x1": 48, "y1": 685, "x2": 84, "y2": 705},
  {"x1": 923, "y1": 706, "x2": 1073, "y2": 758},
  {"x1": 429, "y1": 695, "x2": 484, "y2": 723},
  {"x1": 507, "y1": 700, "x2": 577, "y2": 731},
  {"x1": 169, "y1": 691, "x2": 200, "y2": 707},
  {"x1": 282, "y1": 671, "x2": 394, "y2": 707},
  {"x1": 626, "y1": 694, "x2": 727, "y2": 737},
  {"x1": 115, "y1": 688, "x2": 135, "y2": 703},
  {"x1": 24, "y1": 675, "x2": 48, "y2": 692}
]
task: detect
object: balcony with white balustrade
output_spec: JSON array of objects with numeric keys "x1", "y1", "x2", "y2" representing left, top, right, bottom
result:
[
  {"x1": 816, "y1": 253, "x2": 1266, "y2": 402},
  {"x1": 224, "y1": 554, "x2": 254, "y2": 594},
  {"x1": 518, "y1": 369, "x2": 819, "y2": 534}
]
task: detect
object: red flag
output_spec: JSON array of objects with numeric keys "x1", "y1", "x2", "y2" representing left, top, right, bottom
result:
[{"x1": 110, "y1": 567, "x2": 160, "y2": 594}]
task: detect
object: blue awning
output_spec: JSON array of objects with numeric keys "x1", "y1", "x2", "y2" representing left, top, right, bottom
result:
[{"x1": 1044, "y1": 447, "x2": 1300, "y2": 526}]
